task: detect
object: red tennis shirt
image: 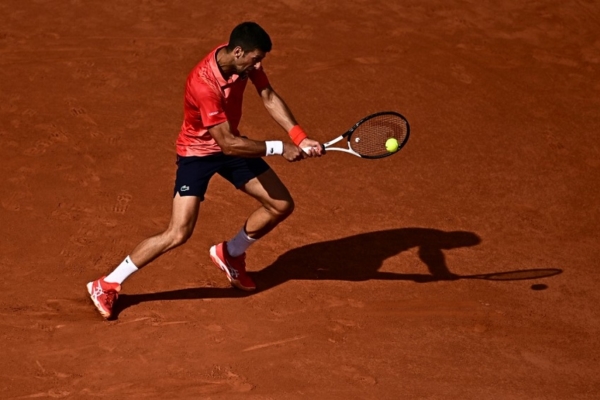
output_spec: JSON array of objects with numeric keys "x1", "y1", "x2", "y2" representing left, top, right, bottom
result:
[{"x1": 175, "y1": 44, "x2": 270, "y2": 157}]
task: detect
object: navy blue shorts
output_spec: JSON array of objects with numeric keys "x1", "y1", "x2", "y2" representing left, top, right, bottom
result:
[{"x1": 173, "y1": 153, "x2": 271, "y2": 200}]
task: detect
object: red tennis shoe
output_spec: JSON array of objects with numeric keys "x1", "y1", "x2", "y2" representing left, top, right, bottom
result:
[
  {"x1": 86, "y1": 277, "x2": 121, "y2": 319},
  {"x1": 209, "y1": 242, "x2": 256, "y2": 291}
]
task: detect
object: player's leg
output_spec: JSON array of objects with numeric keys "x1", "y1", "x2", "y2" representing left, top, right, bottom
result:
[
  {"x1": 240, "y1": 168, "x2": 294, "y2": 239},
  {"x1": 86, "y1": 194, "x2": 201, "y2": 319},
  {"x1": 128, "y1": 194, "x2": 201, "y2": 268},
  {"x1": 210, "y1": 156, "x2": 293, "y2": 291},
  {"x1": 86, "y1": 155, "x2": 214, "y2": 319}
]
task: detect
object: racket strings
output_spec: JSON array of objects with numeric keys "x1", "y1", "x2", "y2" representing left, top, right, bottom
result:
[{"x1": 350, "y1": 115, "x2": 409, "y2": 158}]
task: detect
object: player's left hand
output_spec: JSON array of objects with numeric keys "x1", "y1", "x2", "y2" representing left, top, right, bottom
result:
[{"x1": 299, "y1": 138, "x2": 324, "y2": 157}]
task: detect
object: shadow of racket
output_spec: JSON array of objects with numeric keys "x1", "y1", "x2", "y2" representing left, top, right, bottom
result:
[{"x1": 457, "y1": 268, "x2": 562, "y2": 281}]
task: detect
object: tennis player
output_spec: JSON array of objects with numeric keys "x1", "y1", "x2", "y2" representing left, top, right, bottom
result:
[{"x1": 86, "y1": 22, "x2": 323, "y2": 319}]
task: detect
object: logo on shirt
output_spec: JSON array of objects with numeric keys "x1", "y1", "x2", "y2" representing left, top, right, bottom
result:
[
  {"x1": 180, "y1": 185, "x2": 190, "y2": 192},
  {"x1": 209, "y1": 111, "x2": 219, "y2": 116}
]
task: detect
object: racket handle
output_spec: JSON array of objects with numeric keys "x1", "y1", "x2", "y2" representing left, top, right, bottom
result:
[{"x1": 302, "y1": 144, "x2": 326, "y2": 154}]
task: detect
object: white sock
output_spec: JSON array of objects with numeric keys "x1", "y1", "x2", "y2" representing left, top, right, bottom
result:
[
  {"x1": 226, "y1": 227, "x2": 256, "y2": 257},
  {"x1": 104, "y1": 256, "x2": 138, "y2": 285}
]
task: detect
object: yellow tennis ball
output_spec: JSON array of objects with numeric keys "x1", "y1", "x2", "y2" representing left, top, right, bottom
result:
[{"x1": 385, "y1": 137, "x2": 399, "y2": 152}]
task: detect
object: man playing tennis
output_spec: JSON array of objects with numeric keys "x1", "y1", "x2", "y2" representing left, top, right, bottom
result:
[{"x1": 86, "y1": 22, "x2": 323, "y2": 319}]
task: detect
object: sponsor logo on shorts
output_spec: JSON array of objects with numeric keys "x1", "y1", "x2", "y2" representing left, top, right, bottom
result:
[{"x1": 180, "y1": 185, "x2": 190, "y2": 192}]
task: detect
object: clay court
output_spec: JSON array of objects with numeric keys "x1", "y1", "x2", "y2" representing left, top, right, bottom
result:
[{"x1": 1, "y1": 1, "x2": 599, "y2": 398}]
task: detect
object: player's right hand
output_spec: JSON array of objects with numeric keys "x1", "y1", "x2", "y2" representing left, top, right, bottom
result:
[{"x1": 282, "y1": 142, "x2": 307, "y2": 162}]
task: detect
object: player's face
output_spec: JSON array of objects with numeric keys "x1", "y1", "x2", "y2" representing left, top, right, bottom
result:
[{"x1": 234, "y1": 48, "x2": 266, "y2": 75}]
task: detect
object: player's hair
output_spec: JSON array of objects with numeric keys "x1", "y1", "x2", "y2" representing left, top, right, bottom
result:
[{"x1": 227, "y1": 22, "x2": 272, "y2": 54}]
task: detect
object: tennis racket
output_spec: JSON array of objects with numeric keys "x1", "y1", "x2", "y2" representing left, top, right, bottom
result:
[{"x1": 304, "y1": 111, "x2": 410, "y2": 159}]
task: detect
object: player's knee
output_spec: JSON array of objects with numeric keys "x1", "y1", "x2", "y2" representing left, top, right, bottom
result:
[
  {"x1": 169, "y1": 226, "x2": 193, "y2": 247},
  {"x1": 283, "y1": 198, "x2": 295, "y2": 216},
  {"x1": 271, "y1": 197, "x2": 295, "y2": 219}
]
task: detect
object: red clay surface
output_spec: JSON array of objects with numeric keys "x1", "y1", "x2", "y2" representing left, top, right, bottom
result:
[{"x1": 1, "y1": 1, "x2": 599, "y2": 398}]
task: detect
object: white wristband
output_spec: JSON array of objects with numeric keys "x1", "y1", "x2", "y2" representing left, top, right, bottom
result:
[{"x1": 265, "y1": 141, "x2": 284, "y2": 156}]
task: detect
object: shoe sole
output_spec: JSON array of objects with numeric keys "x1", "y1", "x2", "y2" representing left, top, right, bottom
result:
[
  {"x1": 86, "y1": 282, "x2": 112, "y2": 319},
  {"x1": 209, "y1": 245, "x2": 255, "y2": 291}
]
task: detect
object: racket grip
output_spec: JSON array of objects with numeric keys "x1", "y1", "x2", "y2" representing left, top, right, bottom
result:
[{"x1": 302, "y1": 144, "x2": 326, "y2": 154}]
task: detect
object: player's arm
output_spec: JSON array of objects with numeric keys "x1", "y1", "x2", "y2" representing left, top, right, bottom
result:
[
  {"x1": 208, "y1": 120, "x2": 305, "y2": 161},
  {"x1": 195, "y1": 77, "x2": 303, "y2": 161},
  {"x1": 259, "y1": 85, "x2": 323, "y2": 156}
]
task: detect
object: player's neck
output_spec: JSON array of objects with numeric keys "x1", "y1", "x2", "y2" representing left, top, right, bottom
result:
[{"x1": 216, "y1": 48, "x2": 236, "y2": 79}]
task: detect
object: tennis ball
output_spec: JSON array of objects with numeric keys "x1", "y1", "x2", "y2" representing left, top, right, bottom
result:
[{"x1": 385, "y1": 137, "x2": 399, "y2": 153}]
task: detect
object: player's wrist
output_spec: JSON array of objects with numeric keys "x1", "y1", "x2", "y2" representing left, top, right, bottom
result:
[
  {"x1": 265, "y1": 140, "x2": 284, "y2": 156},
  {"x1": 288, "y1": 125, "x2": 308, "y2": 146}
]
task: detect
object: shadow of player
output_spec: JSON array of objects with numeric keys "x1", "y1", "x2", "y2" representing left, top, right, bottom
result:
[
  {"x1": 259, "y1": 227, "x2": 480, "y2": 285},
  {"x1": 112, "y1": 228, "x2": 488, "y2": 318}
]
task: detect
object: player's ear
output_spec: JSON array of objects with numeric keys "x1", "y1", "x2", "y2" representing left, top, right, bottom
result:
[{"x1": 233, "y1": 46, "x2": 244, "y2": 59}]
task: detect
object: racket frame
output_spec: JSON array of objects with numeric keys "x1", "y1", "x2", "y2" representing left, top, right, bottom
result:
[{"x1": 324, "y1": 111, "x2": 410, "y2": 159}]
